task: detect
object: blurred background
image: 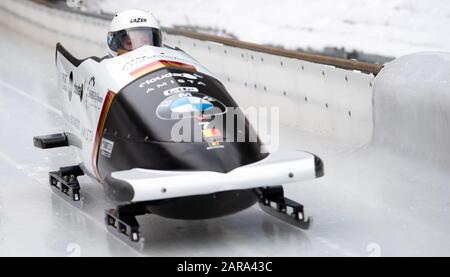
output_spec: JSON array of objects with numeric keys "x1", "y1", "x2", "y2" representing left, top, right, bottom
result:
[{"x1": 72, "y1": 0, "x2": 450, "y2": 63}]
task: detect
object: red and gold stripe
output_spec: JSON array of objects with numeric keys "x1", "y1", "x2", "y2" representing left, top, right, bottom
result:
[
  {"x1": 130, "y1": 60, "x2": 197, "y2": 79},
  {"x1": 92, "y1": 90, "x2": 117, "y2": 182}
]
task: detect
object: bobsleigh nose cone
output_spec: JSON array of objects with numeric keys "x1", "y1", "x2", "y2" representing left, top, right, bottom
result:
[{"x1": 104, "y1": 174, "x2": 135, "y2": 203}]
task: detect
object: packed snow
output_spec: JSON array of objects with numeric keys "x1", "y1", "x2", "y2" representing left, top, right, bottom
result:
[{"x1": 94, "y1": 0, "x2": 450, "y2": 58}]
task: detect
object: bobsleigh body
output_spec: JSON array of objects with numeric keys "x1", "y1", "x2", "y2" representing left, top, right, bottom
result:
[{"x1": 33, "y1": 43, "x2": 323, "y2": 239}]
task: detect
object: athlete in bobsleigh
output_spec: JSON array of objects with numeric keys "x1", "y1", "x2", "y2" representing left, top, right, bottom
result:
[
  {"x1": 106, "y1": 10, "x2": 163, "y2": 57},
  {"x1": 33, "y1": 9, "x2": 324, "y2": 243}
]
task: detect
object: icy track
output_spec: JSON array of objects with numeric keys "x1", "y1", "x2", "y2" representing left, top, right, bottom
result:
[{"x1": 0, "y1": 23, "x2": 450, "y2": 256}]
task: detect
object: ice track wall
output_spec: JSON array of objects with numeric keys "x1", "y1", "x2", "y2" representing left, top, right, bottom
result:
[
  {"x1": 373, "y1": 52, "x2": 450, "y2": 169},
  {"x1": 0, "y1": 0, "x2": 375, "y2": 146}
]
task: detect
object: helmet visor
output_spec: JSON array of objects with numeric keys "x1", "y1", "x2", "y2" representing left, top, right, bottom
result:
[{"x1": 108, "y1": 27, "x2": 162, "y2": 54}]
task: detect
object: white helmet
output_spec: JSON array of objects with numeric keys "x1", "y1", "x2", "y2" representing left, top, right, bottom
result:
[{"x1": 107, "y1": 9, "x2": 162, "y2": 56}]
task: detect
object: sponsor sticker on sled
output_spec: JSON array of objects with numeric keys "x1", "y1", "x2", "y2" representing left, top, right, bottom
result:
[
  {"x1": 130, "y1": 60, "x2": 197, "y2": 79},
  {"x1": 202, "y1": 128, "x2": 222, "y2": 138},
  {"x1": 100, "y1": 138, "x2": 115, "y2": 158},
  {"x1": 206, "y1": 141, "x2": 224, "y2": 150},
  {"x1": 156, "y1": 92, "x2": 227, "y2": 120}
]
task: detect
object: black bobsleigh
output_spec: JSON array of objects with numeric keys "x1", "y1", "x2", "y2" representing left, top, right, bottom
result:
[{"x1": 33, "y1": 43, "x2": 324, "y2": 242}]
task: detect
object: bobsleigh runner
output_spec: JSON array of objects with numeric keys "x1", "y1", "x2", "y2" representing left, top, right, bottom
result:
[{"x1": 33, "y1": 42, "x2": 324, "y2": 242}]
